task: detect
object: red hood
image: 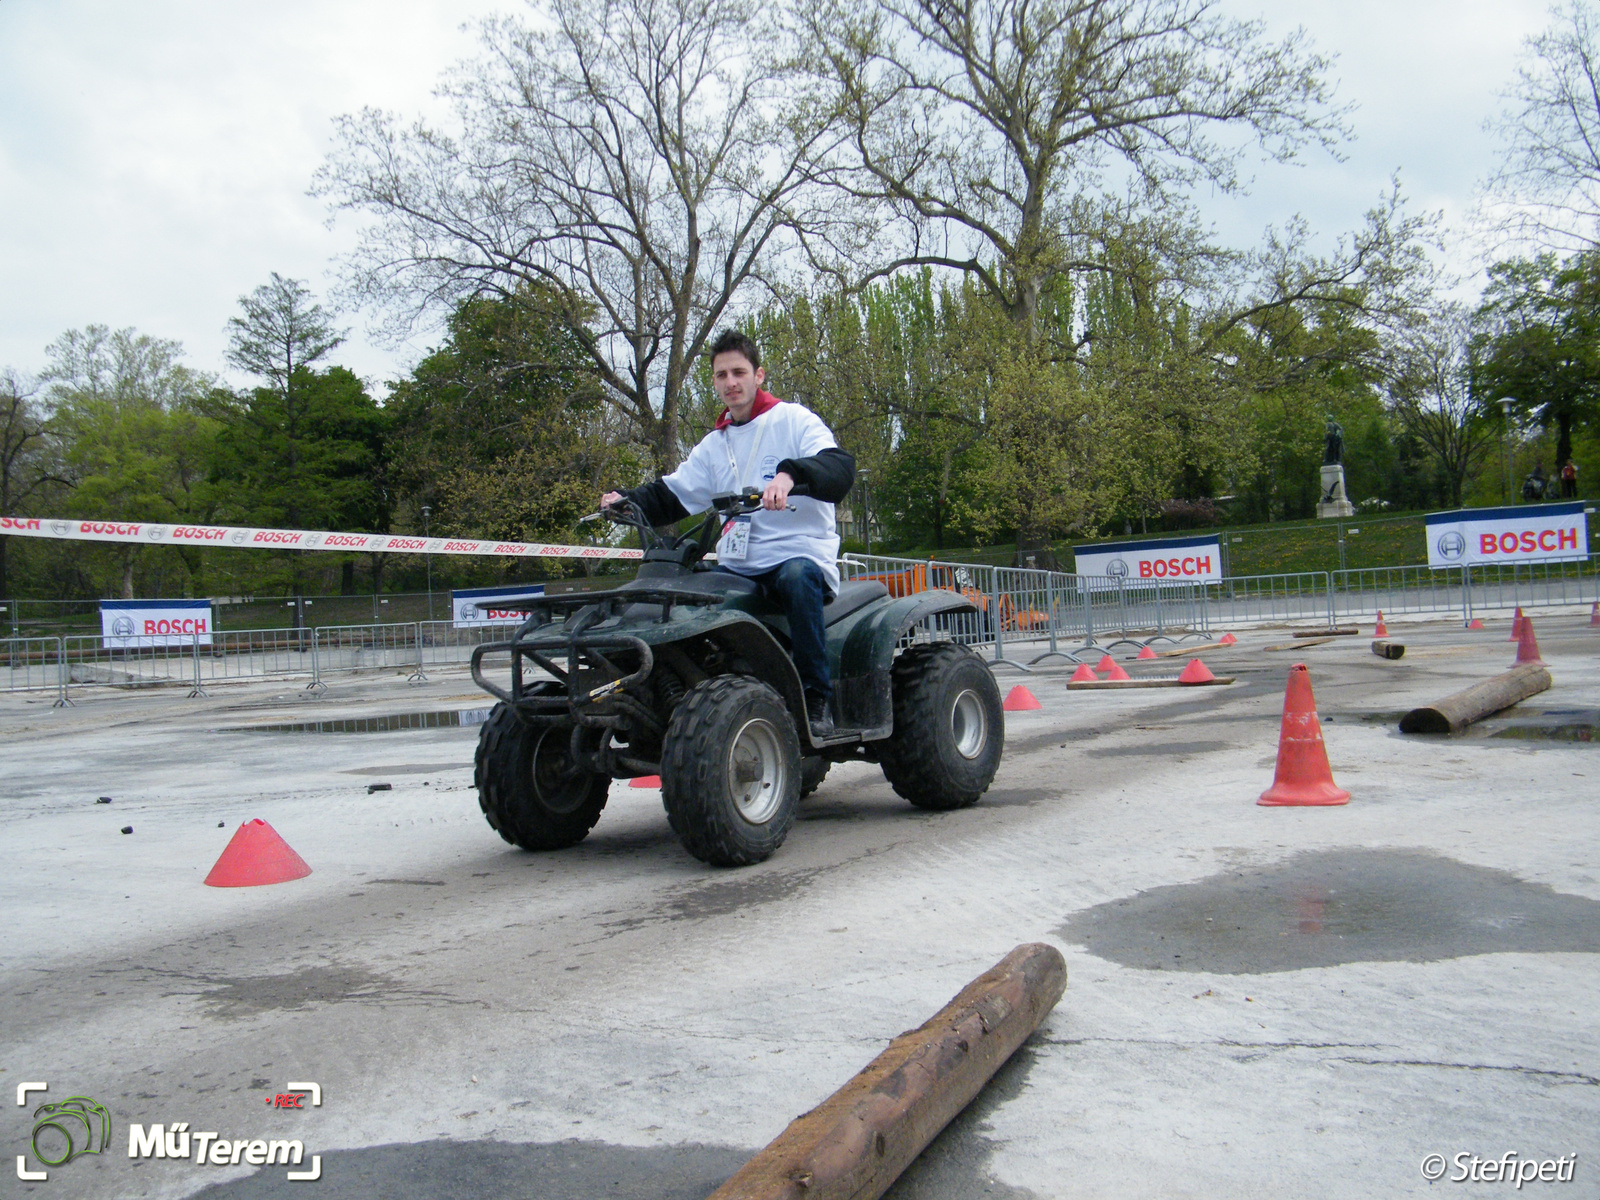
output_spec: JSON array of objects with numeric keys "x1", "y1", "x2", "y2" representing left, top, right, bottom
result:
[{"x1": 714, "y1": 389, "x2": 781, "y2": 430}]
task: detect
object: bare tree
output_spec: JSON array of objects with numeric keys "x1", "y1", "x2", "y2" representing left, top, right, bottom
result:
[
  {"x1": 1484, "y1": 1, "x2": 1600, "y2": 251},
  {"x1": 1388, "y1": 307, "x2": 1496, "y2": 507},
  {"x1": 0, "y1": 371, "x2": 67, "y2": 597},
  {"x1": 804, "y1": 0, "x2": 1345, "y2": 340},
  {"x1": 317, "y1": 0, "x2": 853, "y2": 472}
]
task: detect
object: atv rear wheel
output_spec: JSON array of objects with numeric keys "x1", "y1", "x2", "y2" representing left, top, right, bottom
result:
[
  {"x1": 880, "y1": 643, "x2": 1003, "y2": 810},
  {"x1": 662, "y1": 676, "x2": 801, "y2": 866},
  {"x1": 475, "y1": 698, "x2": 610, "y2": 851},
  {"x1": 800, "y1": 756, "x2": 831, "y2": 798}
]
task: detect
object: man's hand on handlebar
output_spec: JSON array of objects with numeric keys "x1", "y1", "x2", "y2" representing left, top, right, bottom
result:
[{"x1": 761, "y1": 471, "x2": 795, "y2": 511}]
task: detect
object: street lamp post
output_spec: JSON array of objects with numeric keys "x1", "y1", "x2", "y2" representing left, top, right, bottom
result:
[
  {"x1": 1498, "y1": 397, "x2": 1515, "y2": 504},
  {"x1": 857, "y1": 469, "x2": 872, "y2": 557},
  {"x1": 421, "y1": 504, "x2": 434, "y2": 623}
]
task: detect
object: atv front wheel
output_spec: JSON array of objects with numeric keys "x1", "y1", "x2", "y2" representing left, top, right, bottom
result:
[
  {"x1": 662, "y1": 676, "x2": 801, "y2": 866},
  {"x1": 880, "y1": 643, "x2": 1003, "y2": 810},
  {"x1": 475, "y1": 698, "x2": 610, "y2": 851}
]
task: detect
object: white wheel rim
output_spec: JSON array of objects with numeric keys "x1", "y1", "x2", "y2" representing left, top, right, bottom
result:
[
  {"x1": 728, "y1": 717, "x2": 788, "y2": 824},
  {"x1": 951, "y1": 689, "x2": 987, "y2": 759}
]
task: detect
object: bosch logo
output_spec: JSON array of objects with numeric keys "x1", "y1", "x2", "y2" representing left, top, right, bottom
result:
[
  {"x1": 303, "y1": 534, "x2": 322, "y2": 547},
  {"x1": 459, "y1": 605, "x2": 475, "y2": 622},
  {"x1": 1435, "y1": 531, "x2": 1465, "y2": 560},
  {"x1": 230, "y1": 530, "x2": 248, "y2": 545},
  {"x1": 1106, "y1": 558, "x2": 1128, "y2": 578},
  {"x1": 146, "y1": 526, "x2": 167, "y2": 541},
  {"x1": 52, "y1": 521, "x2": 71, "y2": 535},
  {"x1": 111, "y1": 616, "x2": 136, "y2": 638}
]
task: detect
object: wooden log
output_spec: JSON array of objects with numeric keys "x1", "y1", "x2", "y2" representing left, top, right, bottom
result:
[
  {"x1": 1293, "y1": 626, "x2": 1358, "y2": 637},
  {"x1": 1398, "y1": 664, "x2": 1553, "y2": 734},
  {"x1": 1266, "y1": 637, "x2": 1336, "y2": 651},
  {"x1": 1370, "y1": 640, "x2": 1406, "y2": 660},
  {"x1": 1153, "y1": 640, "x2": 1231, "y2": 658},
  {"x1": 707, "y1": 943, "x2": 1067, "y2": 1200},
  {"x1": 1067, "y1": 676, "x2": 1235, "y2": 689}
]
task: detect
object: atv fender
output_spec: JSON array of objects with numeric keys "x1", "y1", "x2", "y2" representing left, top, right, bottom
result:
[{"x1": 828, "y1": 590, "x2": 979, "y2": 739}]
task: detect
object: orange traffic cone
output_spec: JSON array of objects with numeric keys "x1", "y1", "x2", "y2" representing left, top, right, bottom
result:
[
  {"x1": 1219, "y1": 632, "x2": 1238, "y2": 645},
  {"x1": 204, "y1": 819, "x2": 312, "y2": 887},
  {"x1": 1069, "y1": 662, "x2": 1096, "y2": 683},
  {"x1": 1589, "y1": 602, "x2": 1599, "y2": 628},
  {"x1": 1177, "y1": 658, "x2": 1215, "y2": 684},
  {"x1": 1374, "y1": 611, "x2": 1389, "y2": 637},
  {"x1": 629, "y1": 775, "x2": 662, "y2": 788},
  {"x1": 1468, "y1": 618, "x2": 1484, "y2": 630},
  {"x1": 1136, "y1": 644, "x2": 1158, "y2": 660},
  {"x1": 1095, "y1": 653, "x2": 1117, "y2": 674},
  {"x1": 1003, "y1": 685, "x2": 1042, "y2": 711},
  {"x1": 1508, "y1": 607, "x2": 1524, "y2": 641},
  {"x1": 1513, "y1": 615, "x2": 1545, "y2": 666},
  {"x1": 1258, "y1": 664, "x2": 1350, "y2": 807},
  {"x1": 1102, "y1": 661, "x2": 1131, "y2": 682}
]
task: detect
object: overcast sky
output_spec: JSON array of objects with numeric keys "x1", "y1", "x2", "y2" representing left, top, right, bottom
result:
[{"x1": 0, "y1": 0, "x2": 1561, "y2": 395}]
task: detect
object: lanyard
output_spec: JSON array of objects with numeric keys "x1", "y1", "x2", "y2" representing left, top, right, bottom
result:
[{"x1": 720, "y1": 417, "x2": 770, "y2": 491}]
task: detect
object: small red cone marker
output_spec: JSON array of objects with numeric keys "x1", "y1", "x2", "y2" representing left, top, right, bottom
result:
[
  {"x1": 1374, "y1": 611, "x2": 1389, "y2": 637},
  {"x1": 629, "y1": 775, "x2": 662, "y2": 788},
  {"x1": 1509, "y1": 607, "x2": 1524, "y2": 641},
  {"x1": 1177, "y1": 658, "x2": 1215, "y2": 685},
  {"x1": 1468, "y1": 618, "x2": 1484, "y2": 630},
  {"x1": 1512, "y1": 616, "x2": 1545, "y2": 666},
  {"x1": 204, "y1": 819, "x2": 311, "y2": 888},
  {"x1": 1219, "y1": 632, "x2": 1238, "y2": 645},
  {"x1": 1258, "y1": 665, "x2": 1349, "y2": 807},
  {"x1": 1069, "y1": 663, "x2": 1096, "y2": 683},
  {"x1": 1095, "y1": 654, "x2": 1117, "y2": 675},
  {"x1": 1589, "y1": 602, "x2": 1599, "y2": 628},
  {"x1": 1103, "y1": 661, "x2": 1131, "y2": 682},
  {"x1": 1136, "y1": 645, "x2": 1158, "y2": 660},
  {"x1": 1003, "y1": 685, "x2": 1042, "y2": 711}
]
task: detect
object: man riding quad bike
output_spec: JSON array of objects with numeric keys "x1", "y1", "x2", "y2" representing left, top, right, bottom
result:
[{"x1": 468, "y1": 489, "x2": 1005, "y2": 867}]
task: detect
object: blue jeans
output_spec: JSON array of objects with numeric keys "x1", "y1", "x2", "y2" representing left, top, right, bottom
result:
[{"x1": 720, "y1": 559, "x2": 833, "y2": 701}]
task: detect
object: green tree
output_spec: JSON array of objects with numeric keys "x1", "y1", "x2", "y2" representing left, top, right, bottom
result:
[{"x1": 0, "y1": 370, "x2": 68, "y2": 597}]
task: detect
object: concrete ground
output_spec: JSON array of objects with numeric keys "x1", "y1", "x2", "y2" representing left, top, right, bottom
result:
[{"x1": 2, "y1": 614, "x2": 1597, "y2": 1198}]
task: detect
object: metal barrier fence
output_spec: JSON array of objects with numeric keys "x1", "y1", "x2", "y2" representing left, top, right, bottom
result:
[
  {"x1": 1, "y1": 636, "x2": 71, "y2": 705},
  {"x1": 1329, "y1": 560, "x2": 1600, "y2": 623}
]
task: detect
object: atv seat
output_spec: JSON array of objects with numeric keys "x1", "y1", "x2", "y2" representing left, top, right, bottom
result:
[{"x1": 824, "y1": 580, "x2": 889, "y2": 625}]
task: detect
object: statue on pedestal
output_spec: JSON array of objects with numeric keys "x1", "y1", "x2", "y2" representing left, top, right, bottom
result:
[{"x1": 1317, "y1": 417, "x2": 1355, "y2": 518}]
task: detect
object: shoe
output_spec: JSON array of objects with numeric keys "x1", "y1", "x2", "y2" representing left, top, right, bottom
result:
[{"x1": 805, "y1": 691, "x2": 835, "y2": 740}]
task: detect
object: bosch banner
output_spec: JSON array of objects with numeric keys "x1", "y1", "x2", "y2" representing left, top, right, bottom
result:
[
  {"x1": 100, "y1": 599, "x2": 214, "y2": 648},
  {"x1": 1425, "y1": 502, "x2": 1590, "y2": 568},
  {"x1": 451, "y1": 584, "x2": 547, "y2": 628},
  {"x1": 0, "y1": 516, "x2": 642, "y2": 562},
  {"x1": 1072, "y1": 534, "x2": 1223, "y2": 583}
]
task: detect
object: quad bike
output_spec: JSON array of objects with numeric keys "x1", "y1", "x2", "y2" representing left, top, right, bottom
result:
[{"x1": 468, "y1": 488, "x2": 1004, "y2": 867}]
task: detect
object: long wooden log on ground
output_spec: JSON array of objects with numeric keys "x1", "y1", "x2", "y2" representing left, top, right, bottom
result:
[
  {"x1": 1266, "y1": 637, "x2": 1336, "y2": 651},
  {"x1": 1398, "y1": 664, "x2": 1553, "y2": 734},
  {"x1": 706, "y1": 943, "x2": 1067, "y2": 1200},
  {"x1": 1153, "y1": 640, "x2": 1232, "y2": 658},
  {"x1": 1067, "y1": 676, "x2": 1236, "y2": 689},
  {"x1": 1293, "y1": 626, "x2": 1358, "y2": 637},
  {"x1": 1371, "y1": 640, "x2": 1406, "y2": 660}
]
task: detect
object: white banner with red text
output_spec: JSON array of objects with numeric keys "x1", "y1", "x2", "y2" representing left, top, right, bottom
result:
[
  {"x1": 451, "y1": 584, "x2": 548, "y2": 628},
  {"x1": 1071, "y1": 533, "x2": 1224, "y2": 583},
  {"x1": 0, "y1": 516, "x2": 642, "y2": 561},
  {"x1": 100, "y1": 599, "x2": 215, "y2": 648},
  {"x1": 1425, "y1": 502, "x2": 1590, "y2": 568}
]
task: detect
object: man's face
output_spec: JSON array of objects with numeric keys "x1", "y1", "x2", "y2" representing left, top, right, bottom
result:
[{"x1": 712, "y1": 350, "x2": 765, "y2": 422}]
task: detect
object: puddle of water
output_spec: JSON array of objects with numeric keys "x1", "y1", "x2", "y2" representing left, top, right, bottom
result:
[
  {"x1": 1059, "y1": 848, "x2": 1600, "y2": 974},
  {"x1": 1490, "y1": 724, "x2": 1598, "y2": 743},
  {"x1": 225, "y1": 708, "x2": 493, "y2": 734}
]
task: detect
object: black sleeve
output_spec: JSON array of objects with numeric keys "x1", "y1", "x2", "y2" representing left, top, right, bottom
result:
[
  {"x1": 776, "y1": 447, "x2": 856, "y2": 504},
  {"x1": 619, "y1": 478, "x2": 692, "y2": 527}
]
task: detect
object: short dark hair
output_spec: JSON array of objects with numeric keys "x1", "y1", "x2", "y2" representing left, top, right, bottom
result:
[{"x1": 709, "y1": 329, "x2": 761, "y2": 370}]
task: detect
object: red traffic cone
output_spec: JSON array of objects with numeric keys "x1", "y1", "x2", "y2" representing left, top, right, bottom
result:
[
  {"x1": 1095, "y1": 653, "x2": 1117, "y2": 675},
  {"x1": 629, "y1": 775, "x2": 662, "y2": 788},
  {"x1": 1508, "y1": 607, "x2": 1524, "y2": 641},
  {"x1": 1468, "y1": 618, "x2": 1484, "y2": 630},
  {"x1": 1177, "y1": 658, "x2": 1215, "y2": 684},
  {"x1": 204, "y1": 819, "x2": 312, "y2": 888},
  {"x1": 1589, "y1": 602, "x2": 1599, "y2": 628},
  {"x1": 1258, "y1": 664, "x2": 1349, "y2": 807},
  {"x1": 1219, "y1": 632, "x2": 1238, "y2": 645},
  {"x1": 1513, "y1": 615, "x2": 1545, "y2": 666},
  {"x1": 1069, "y1": 662, "x2": 1096, "y2": 683},
  {"x1": 1136, "y1": 644, "x2": 1158, "y2": 660},
  {"x1": 1374, "y1": 611, "x2": 1389, "y2": 637},
  {"x1": 1003, "y1": 685, "x2": 1042, "y2": 711},
  {"x1": 1103, "y1": 661, "x2": 1131, "y2": 682}
]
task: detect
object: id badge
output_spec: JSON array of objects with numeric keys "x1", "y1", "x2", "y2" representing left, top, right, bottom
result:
[{"x1": 718, "y1": 515, "x2": 752, "y2": 562}]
